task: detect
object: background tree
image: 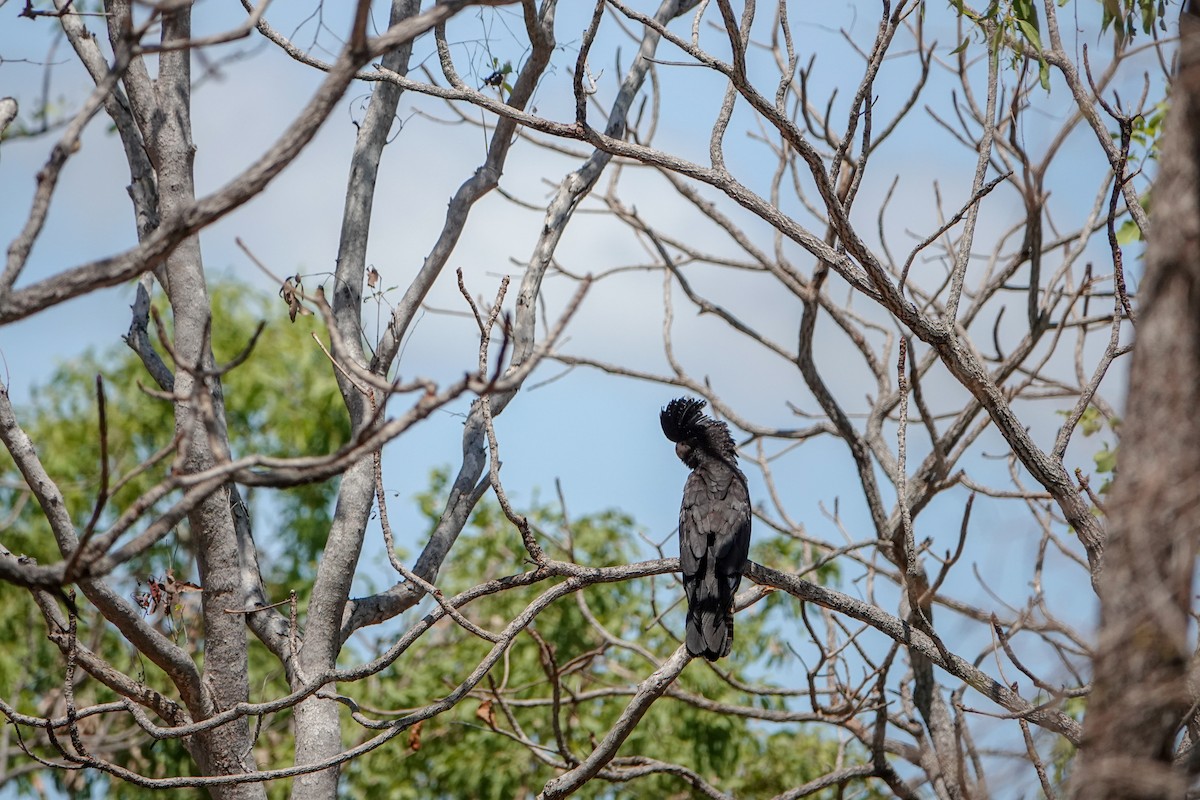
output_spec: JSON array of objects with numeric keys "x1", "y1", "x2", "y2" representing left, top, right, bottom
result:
[
  {"x1": 0, "y1": 0, "x2": 1189, "y2": 798},
  {"x1": 1073, "y1": 4, "x2": 1200, "y2": 799}
]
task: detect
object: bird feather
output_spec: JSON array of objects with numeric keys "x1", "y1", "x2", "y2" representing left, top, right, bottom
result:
[{"x1": 661, "y1": 397, "x2": 752, "y2": 661}]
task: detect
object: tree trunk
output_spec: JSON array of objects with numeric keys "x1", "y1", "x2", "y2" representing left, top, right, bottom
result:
[
  {"x1": 289, "y1": 2, "x2": 421, "y2": 798},
  {"x1": 155, "y1": 6, "x2": 262, "y2": 798},
  {"x1": 1073, "y1": 10, "x2": 1200, "y2": 798}
]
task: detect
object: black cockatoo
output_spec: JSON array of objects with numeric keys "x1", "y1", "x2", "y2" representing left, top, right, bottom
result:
[{"x1": 660, "y1": 397, "x2": 752, "y2": 661}]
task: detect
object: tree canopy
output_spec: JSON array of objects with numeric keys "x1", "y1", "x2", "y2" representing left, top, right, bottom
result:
[{"x1": 0, "y1": 1, "x2": 1193, "y2": 798}]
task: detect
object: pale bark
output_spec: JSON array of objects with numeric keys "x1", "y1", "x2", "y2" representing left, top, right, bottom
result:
[{"x1": 151, "y1": 7, "x2": 261, "y2": 797}]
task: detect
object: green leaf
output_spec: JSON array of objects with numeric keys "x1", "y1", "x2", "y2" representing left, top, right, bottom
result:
[
  {"x1": 1094, "y1": 444, "x2": 1118, "y2": 475},
  {"x1": 1016, "y1": 19, "x2": 1042, "y2": 51},
  {"x1": 1116, "y1": 218, "x2": 1142, "y2": 245},
  {"x1": 1012, "y1": 0, "x2": 1042, "y2": 51}
]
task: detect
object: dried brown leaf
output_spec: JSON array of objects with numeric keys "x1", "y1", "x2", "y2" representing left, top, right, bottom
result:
[
  {"x1": 408, "y1": 720, "x2": 423, "y2": 751},
  {"x1": 475, "y1": 699, "x2": 495, "y2": 729},
  {"x1": 278, "y1": 275, "x2": 309, "y2": 322}
]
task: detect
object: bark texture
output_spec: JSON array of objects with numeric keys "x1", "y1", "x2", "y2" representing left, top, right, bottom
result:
[
  {"x1": 155, "y1": 8, "x2": 262, "y2": 797},
  {"x1": 1073, "y1": 11, "x2": 1200, "y2": 798}
]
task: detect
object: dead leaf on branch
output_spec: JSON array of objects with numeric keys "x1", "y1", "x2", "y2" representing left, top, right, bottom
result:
[
  {"x1": 408, "y1": 720, "x2": 423, "y2": 751},
  {"x1": 278, "y1": 274, "x2": 310, "y2": 322},
  {"x1": 475, "y1": 699, "x2": 495, "y2": 729}
]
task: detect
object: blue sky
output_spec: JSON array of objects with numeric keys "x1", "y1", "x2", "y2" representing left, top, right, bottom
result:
[
  {"x1": 0, "y1": 1, "x2": 1165, "y2": 793},
  {"x1": 0, "y1": 0, "x2": 1146, "y2": 657}
]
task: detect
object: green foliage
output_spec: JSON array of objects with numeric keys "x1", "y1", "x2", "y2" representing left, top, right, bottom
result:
[
  {"x1": 1115, "y1": 102, "x2": 1165, "y2": 246},
  {"x1": 1010, "y1": 0, "x2": 1043, "y2": 52},
  {"x1": 0, "y1": 280, "x2": 350, "y2": 585},
  {"x1": 189, "y1": 281, "x2": 352, "y2": 584},
  {"x1": 1060, "y1": 406, "x2": 1120, "y2": 499},
  {"x1": 1083, "y1": 411, "x2": 1120, "y2": 496},
  {"x1": 0, "y1": 279, "x2": 867, "y2": 797},
  {"x1": 1116, "y1": 217, "x2": 1143, "y2": 245},
  {"x1": 1092, "y1": 442, "x2": 1117, "y2": 476},
  {"x1": 947, "y1": 0, "x2": 1051, "y2": 90},
  {"x1": 1049, "y1": 695, "x2": 1087, "y2": 787},
  {"x1": 341, "y1": 470, "x2": 875, "y2": 800},
  {"x1": 1100, "y1": 0, "x2": 1168, "y2": 44},
  {"x1": 949, "y1": 0, "x2": 1170, "y2": 89},
  {"x1": 1076, "y1": 405, "x2": 1105, "y2": 438},
  {"x1": 950, "y1": 0, "x2": 1169, "y2": 45},
  {"x1": 1129, "y1": 101, "x2": 1168, "y2": 155},
  {"x1": 0, "y1": 278, "x2": 348, "y2": 794}
]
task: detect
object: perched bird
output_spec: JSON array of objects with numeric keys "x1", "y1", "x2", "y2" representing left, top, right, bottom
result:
[{"x1": 660, "y1": 397, "x2": 752, "y2": 661}]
